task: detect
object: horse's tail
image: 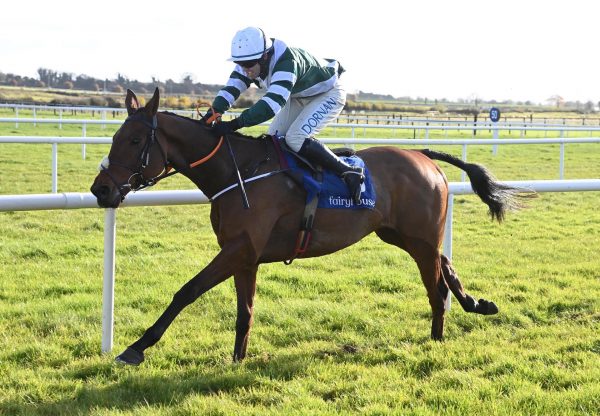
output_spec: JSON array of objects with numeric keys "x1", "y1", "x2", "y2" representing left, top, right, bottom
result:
[{"x1": 420, "y1": 149, "x2": 535, "y2": 222}]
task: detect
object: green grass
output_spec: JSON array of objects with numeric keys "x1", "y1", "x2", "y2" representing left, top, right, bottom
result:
[{"x1": 0, "y1": 119, "x2": 599, "y2": 415}]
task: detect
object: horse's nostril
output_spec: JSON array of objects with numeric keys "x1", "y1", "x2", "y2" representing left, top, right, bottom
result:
[
  {"x1": 91, "y1": 184, "x2": 109, "y2": 198},
  {"x1": 91, "y1": 183, "x2": 119, "y2": 208}
]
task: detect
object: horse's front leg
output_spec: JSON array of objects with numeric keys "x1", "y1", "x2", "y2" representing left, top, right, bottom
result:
[
  {"x1": 233, "y1": 265, "x2": 258, "y2": 362},
  {"x1": 116, "y1": 234, "x2": 254, "y2": 366}
]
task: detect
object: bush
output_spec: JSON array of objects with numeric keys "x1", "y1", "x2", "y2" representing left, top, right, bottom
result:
[
  {"x1": 164, "y1": 96, "x2": 179, "y2": 108},
  {"x1": 89, "y1": 97, "x2": 108, "y2": 107},
  {"x1": 105, "y1": 97, "x2": 121, "y2": 108},
  {"x1": 178, "y1": 96, "x2": 192, "y2": 108}
]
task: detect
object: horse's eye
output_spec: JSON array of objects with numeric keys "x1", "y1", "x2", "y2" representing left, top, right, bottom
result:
[{"x1": 131, "y1": 137, "x2": 141, "y2": 144}]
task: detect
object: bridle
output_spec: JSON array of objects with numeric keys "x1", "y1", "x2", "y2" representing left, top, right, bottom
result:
[
  {"x1": 101, "y1": 111, "x2": 225, "y2": 202},
  {"x1": 101, "y1": 113, "x2": 171, "y2": 202}
]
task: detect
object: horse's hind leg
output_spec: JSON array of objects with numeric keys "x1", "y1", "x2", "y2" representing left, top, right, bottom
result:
[
  {"x1": 376, "y1": 230, "x2": 447, "y2": 340},
  {"x1": 440, "y1": 254, "x2": 498, "y2": 315},
  {"x1": 408, "y1": 238, "x2": 447, "y2": 340},
  {"x1": 233, "y1": 265, "x2": 258, "y2": 362}
]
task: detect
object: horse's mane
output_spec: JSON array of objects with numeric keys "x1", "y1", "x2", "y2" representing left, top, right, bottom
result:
[
  {"x1": 160, "y1": 111, "x2": 268, "y2": 143},
  {"x1": 233, "y1": 132, "x2": 270, "y2": 143},
  {"x1": 161, "y1": 111, "x2": 204, "y2": 126}
]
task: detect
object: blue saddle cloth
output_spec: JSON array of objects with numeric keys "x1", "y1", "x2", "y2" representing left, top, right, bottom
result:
[{"x1": 279, "y1": 141, "x2": 376, "y2": 210}]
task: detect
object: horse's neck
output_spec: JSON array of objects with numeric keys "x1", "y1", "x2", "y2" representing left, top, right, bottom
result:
[
  {"x1": 159, "y1": 114, "x2": 271, "y2": 197},
  {"x1": 158, "y1": 114, "x2": 231, "y2": 194}
]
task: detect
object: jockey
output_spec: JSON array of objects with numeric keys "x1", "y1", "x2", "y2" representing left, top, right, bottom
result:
[{"x1": 203, "y1": 26, "x2": 364, "y2": 204}]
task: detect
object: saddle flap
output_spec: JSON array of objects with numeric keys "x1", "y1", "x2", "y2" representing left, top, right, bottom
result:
[{"x1": 273, "y1": 136, "x2": 375, "y2": 210}]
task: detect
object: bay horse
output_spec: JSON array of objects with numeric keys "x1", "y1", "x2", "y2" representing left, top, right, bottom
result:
[{"x1": 91, "y1": 88, "x2": 527, "y2": 365}]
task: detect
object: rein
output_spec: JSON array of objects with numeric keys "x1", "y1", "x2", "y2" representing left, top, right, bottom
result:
[
  {"x1": 189, "y1": 108, "x2": 224, "y2": 168},
  {"x1": 190, "y1": 136, "x2": 223, "y2": 168}
]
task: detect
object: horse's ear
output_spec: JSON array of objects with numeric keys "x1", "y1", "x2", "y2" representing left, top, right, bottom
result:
[
  {"x1": 125, "y1": 89, "x2": 140, "y2": 116},
  {"x1": 145, "y1": 87, "x2": 160, "y2": 116}
]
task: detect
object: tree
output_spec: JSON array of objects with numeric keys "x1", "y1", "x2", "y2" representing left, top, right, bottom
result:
[
  {"x1": 165, "y1": 79, "x2": 176, "y2": 95},
  {"x1": 58, "y1": 72, "x2": 73, "y2": 84},
  {"x1": 547, "y1": 95, "x2": 564, "y2": 109},
  {"x1": 181, "y1": 73, "x2": 195, "y2": 94},
  {"x1": 37, "y1": 67, "x2": 58, "y2": 87}
]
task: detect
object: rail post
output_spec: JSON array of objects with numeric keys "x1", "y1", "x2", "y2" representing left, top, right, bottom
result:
[
  {"x1": 461, "y1": 144, "x2": 467, "y2": 181},
  {"x1": 82, "y1": 123, "x2": 87, "y2": 160},
  {"x1": 559, "y1": 143, "x2": 565, "y2": 179},
  {"x1": 51, "y1": 143, "x2": 58, "y2": 193},
  {"x1": 102, "y1": 208, "x2": 117, "y2": 353},
  {"x1": 442, "y1": 194, "x2": 454, "y2": 310}
]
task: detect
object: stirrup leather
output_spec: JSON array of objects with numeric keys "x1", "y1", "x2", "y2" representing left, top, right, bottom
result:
[
  {"x1": 342, "y1": 168, "x2": 364, "y2": 204},
  {"x1": 341, "y1": 170, "x2": 364, "y2": 180}
]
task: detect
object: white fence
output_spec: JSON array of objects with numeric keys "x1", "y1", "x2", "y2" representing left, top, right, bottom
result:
[
  {"x1": 4, "y1": 115, "x2": 600, "y2": 135},
  {"x1": 3, "y1": 103, "x2": 600, "y2": 128},
  {"x1": 2, "y1": 179, "x2": 600, "y2": 352},
  {"x1": 1, "y1": 135, "x2": 599, "y2": 192}
]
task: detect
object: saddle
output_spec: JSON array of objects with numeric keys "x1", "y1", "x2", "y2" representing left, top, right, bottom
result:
[
  {"x1": 284, "y1": 143, "x2": 357, "y2": 172},
  {"x1": 270, "y1": 136, "x2": 375, "y2": 264}
]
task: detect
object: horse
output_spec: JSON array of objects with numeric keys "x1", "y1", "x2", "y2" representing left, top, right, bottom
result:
[{"x1": 91, "y1": 88, "x2": 529, "y2": 365}]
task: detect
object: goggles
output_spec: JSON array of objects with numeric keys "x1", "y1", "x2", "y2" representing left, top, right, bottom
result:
[{"x1": 235, "y1": 59, "x2": 259, "y2": 69}]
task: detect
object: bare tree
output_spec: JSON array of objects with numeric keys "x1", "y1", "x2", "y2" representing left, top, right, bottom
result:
[{"x1": 547, "y1": 95, "x2": 564, "y2": 109}]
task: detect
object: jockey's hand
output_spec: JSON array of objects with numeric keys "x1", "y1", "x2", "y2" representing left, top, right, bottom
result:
[
  {"x1": 201, "y1": 110, "x2": 222, "y2": 125},
  {"x1": 213, "y1": 118, "x2": 242, "y2": 136}
]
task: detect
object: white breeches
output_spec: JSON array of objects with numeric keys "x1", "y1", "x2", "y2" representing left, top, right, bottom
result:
[{"x1": 267, "y1": 81, "x2": 346, "y2": 152}]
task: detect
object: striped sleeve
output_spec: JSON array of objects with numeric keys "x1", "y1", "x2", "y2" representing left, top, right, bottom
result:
[
  {"x1": 211, "y1": 69, "x2": 252, "y2": 114},
  {"x1": 238, "y1": 61, "x2": 297, "y2": 127}
]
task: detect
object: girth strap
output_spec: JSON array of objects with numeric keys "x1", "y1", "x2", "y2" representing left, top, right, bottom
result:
[{"x1": 284, "y1": 168, "x2": 322, "y2": 265}]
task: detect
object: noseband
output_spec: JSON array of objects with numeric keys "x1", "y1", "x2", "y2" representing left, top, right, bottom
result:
[{"x1": 102, "y1": 113, "x2": 170, "y2": 201}]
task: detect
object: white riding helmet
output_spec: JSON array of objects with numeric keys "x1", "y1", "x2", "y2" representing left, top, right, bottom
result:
[{"x1": 228, "y1": 27, "x2": 273, "y2": 61}]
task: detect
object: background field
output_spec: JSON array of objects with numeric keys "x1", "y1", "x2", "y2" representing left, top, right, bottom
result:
[{"x1": 0, "y1": 114, "x2": 599, "y2": 415}]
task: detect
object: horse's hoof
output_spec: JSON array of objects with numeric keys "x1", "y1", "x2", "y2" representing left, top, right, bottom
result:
[
  {"x1": 232, "y1": 351, "x2": 247, "y2": 362},
  {"x1": 115, "y1": 347, "x2": 144, "y2": 366},
  {"x1": 477, "y1": 299, "x2": 499, "y2": 315}
]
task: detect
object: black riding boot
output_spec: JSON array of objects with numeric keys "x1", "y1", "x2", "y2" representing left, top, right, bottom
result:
[{"x1": 297, "y1": 137, "x2": 364, "y2": 204}]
